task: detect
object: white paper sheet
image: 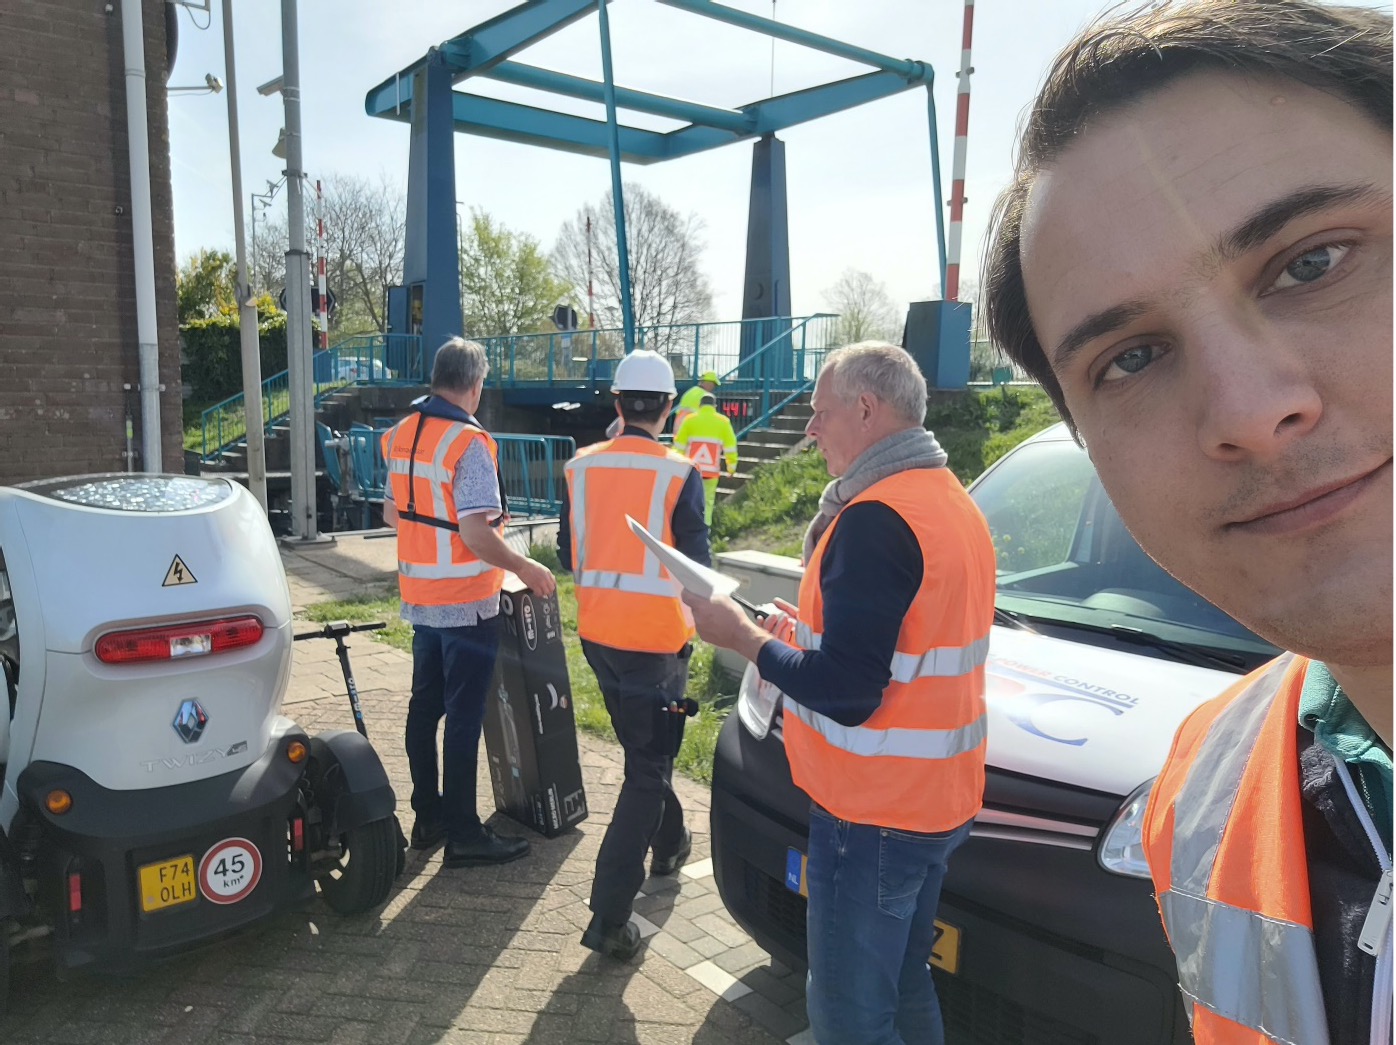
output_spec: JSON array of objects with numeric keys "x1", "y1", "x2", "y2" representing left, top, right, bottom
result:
[{"x1": 625, "y1": 515, "x2": 740, "y2": 599}]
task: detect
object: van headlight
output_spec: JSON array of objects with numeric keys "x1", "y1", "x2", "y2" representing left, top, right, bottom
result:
[
  {"x1": 1097, "y1": 779, "x2": 1155, "y2": 879},
  {"x1": 737, "y1": 662, "x2": 782, "y2": 741}
]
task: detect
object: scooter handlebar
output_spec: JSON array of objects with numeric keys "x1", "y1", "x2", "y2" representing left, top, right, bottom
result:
[{"x1": 293, "y1": 620, "x2": 388, "y2": 641}]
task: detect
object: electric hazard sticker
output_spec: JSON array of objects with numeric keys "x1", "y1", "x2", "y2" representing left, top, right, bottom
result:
[
  {"x1": 163, "y1": 555, "x2": 197, "y2": 587},
  {"x1": 198, "y1": 837, "x2": 262, "y2": 905}
]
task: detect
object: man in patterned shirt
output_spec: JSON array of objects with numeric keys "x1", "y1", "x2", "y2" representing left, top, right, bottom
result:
[{"x1": 383, "y1": 338, "x2": 556, "y2": 869}]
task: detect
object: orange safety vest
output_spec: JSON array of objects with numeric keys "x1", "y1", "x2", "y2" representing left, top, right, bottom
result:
[
  {"x1": 785, "y1": 469, "x2": 996, "y2": 834},
  {"x1": 381, "y1": 413, "x2": 504, "y2": 608},
  {"x1": 564, "y1": 435, "x2": 696, "y2": 654},
  {"x1": 1144, "y1": 654, "x2": 1353, "y2": 1045},
  {"x1": 685, "y1": 437, "x2": 725, "y2": 480}
]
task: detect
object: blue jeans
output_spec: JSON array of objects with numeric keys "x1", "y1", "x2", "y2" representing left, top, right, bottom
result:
[
  {"x1": 404, "y1": 618, "x2": 502, "y2": 844},
  {"x1": 805, "y1": 805, "x2": 972, "y2": 1045}
]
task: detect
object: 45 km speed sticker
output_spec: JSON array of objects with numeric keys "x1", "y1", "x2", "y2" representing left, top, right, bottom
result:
[{"x1": 198, "y1": 837, "x2": 262, "y2": 905}]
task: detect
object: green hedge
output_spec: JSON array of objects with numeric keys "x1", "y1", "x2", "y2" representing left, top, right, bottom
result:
[{"x1": 180, "y1": 315, "x2": 290, "y2": 405}]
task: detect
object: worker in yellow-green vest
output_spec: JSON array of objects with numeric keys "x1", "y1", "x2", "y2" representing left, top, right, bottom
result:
[
  {"x1": 674, "y1": 393, "x2": 738, "y2": 524},
  {"x1": 674, "y1": 371, "x2": 720, "y2": 431}
]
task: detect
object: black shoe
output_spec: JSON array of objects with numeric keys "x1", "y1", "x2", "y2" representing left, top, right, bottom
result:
[
  {"x1": 650, "y1": 827, "x2": 692, "y2": 877},
  {"x1": 580, "y1": 914, "x2": 642, "y2": 961},
  {"x1": 409, "y1": 817, "x2": 445, "y2": 850},
  {"x1": 441, "y1": 826, "x2": 530, "y2": 868}
]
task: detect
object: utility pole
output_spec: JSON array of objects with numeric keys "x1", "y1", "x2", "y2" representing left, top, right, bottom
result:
[
  {"x1": 280, "y1": 0, "x2": 321, "y2": 541},
  {"x1": 222, "y1": 0, "x2": 266, "y2": 510}
]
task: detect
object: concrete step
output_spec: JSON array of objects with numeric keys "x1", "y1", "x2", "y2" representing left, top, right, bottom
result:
[
  {"x1": 752, "y1": 427, "x2": 803, "y2": 447},
  {"x1": 738, "y1": 442, "x2": 788, "y2": 462},
  {"x1": 768, "y1": 415, "x2": 808, "y2": 434}
]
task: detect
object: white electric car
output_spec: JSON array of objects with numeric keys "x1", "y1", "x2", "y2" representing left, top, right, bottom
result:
[
  {"x1": 710, "y1": 424, "x2": 1280, "y2": 1045},
  {"x1": 0, "y1": 474, "x2": 402, "y2": 1004}
]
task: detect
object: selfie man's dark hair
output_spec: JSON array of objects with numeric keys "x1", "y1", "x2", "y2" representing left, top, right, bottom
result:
[{"x1": 980, "y1": 0, "x2": 1393, "y2": 428}]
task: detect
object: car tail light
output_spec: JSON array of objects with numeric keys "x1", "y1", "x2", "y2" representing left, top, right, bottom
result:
[
  {"x1": 291, "y1": 817, "x2": 305, "y2": 853},
  {"x1": 95, "y1": 616, "x2": 264, "y2": 664},
  {"x1": 68, "y1": 871, "x2": 82, "y2": 913}
]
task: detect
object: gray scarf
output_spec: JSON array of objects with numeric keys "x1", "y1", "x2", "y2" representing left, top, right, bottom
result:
[{"x1": 802, "y1": 428, "x2": 948, "y2": 563}]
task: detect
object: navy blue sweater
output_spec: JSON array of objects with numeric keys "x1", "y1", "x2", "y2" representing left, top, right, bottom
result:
[
  {"x1": 756, "y1": 502, "x2": 923, "y2": 727},
  {"x1": 556, "y1": 426, "x2": 711, "y2": 571}
]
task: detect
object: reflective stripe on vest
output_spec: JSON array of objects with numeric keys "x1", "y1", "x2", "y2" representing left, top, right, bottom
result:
[
  {"x1": 399, "y1": 558, "x2": 496, "y2": 580},
  {"x1": 1153, "y1": 653, "x2": 1330, "y2": 1045},
  {"x1": 795, "y1": 624, "x2": 990, "y2": 684},
  {"x1": 783, "y1": 701, "x2": 988, "y2": 761}
]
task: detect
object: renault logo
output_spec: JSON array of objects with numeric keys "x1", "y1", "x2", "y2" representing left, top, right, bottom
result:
[{"x1": 173, "y1": 699, "x2": 209, "y2": 744}]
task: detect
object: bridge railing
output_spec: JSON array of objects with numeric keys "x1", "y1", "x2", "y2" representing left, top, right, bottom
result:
[
  {"x1": 475, "y1": 315, "x2": 842, "y2": 390},
  {"x1": 708, "y1": 314, "x2": 841, "y2": 437},
  {"x1": 197, "y1": 333, "x2": 422, "y2": 462},
  {"x1": 328, "y1": 428, "x2": 573, "y2": 526},
  {"x1": 496, "y1": 435, "x2": 575, "y2": 517}
]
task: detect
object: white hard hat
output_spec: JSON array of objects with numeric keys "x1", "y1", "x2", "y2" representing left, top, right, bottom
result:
[{"x1": 611, "y1": 349, "x2": 677, "y2": 396}]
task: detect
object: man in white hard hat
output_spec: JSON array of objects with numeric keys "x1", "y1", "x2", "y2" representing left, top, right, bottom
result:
[{"x1": 557, "y1": 349, "x2": 711, "y2": 959}]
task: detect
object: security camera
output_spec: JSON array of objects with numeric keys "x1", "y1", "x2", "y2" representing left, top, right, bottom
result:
[
  {"x1": 205, "y1": 74, "x2": 223, "y2": 94},
  {"x1": 256, "y1": 75, "x2": 285, "y2": 97}
]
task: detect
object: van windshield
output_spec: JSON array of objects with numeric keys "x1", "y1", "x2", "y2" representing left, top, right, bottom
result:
[{"x1": 970, "y1": 438, "x2": 1279, "y2": 672}]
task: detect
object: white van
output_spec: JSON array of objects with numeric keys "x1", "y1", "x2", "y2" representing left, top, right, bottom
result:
[{"x1": 708, "y1": 423, "x2": 1278, "y2": 1045}]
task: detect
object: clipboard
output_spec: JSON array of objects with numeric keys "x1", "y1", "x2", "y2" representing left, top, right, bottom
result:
[{"x1": 625, "y1": 515, "x2": 740, "y2": 599}]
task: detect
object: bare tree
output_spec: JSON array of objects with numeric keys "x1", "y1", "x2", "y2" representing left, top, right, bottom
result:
[
  {"x1": 552, "y1": 183, "x2": 713, "y2": 352},
  {"x1": 248, "y1": 173, "x2": 405, "y2": 336},
  {"x1": 823, "y1": 268, "x2": 901, "y2": 345}
]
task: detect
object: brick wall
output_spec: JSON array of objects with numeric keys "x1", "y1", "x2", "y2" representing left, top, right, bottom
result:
[{"x1": 0, "y1": 0, "x2": 182, "y2": 483}]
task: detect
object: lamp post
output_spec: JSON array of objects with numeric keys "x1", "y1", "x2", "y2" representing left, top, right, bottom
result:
[
  {"x1": 221, "y1": 0, "x2": 266, "y2": 511},
  {"x1": 260, "y1": 0, "x2": 324, "y2": 542}
]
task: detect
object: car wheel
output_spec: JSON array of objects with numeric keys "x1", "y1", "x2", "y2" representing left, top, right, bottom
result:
[{"x1": 318, "y1": 816, "x2": 397, "y2": 915}]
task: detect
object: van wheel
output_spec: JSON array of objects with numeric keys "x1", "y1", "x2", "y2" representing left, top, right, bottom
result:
[{"x1": 318, "y1": 817, "x2": 397, "y2": 915}]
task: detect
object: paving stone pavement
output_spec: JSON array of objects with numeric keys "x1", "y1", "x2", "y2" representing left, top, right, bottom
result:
[{"x1": 0, "y1": 536, "x2": 812, "y2": 1045}]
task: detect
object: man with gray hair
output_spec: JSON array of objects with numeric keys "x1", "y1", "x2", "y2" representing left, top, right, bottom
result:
[
  {"x1": 382, "y1": 338, "x2": 556, "y2": 870},
  {"x1": 686, "y1": 342, "x2": 996, "y2": 1043}
]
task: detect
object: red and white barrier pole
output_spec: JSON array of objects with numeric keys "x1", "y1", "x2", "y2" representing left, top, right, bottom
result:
[
  {"x1": 315, "y1": 179, "x2": 329, "y2": 349},
  {"x1": 946, "y1": 0, "x2": 974, "y2": 302}
]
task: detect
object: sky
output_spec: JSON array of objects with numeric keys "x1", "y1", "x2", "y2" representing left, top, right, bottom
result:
[{"x1": 164, "y1": 0, "x2": 1386, "y2": 324}]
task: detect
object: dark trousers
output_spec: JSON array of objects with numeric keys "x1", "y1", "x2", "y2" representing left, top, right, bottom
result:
[
  {"x1": 582, "y1": 639, "x2": 691, "y2": 924},
  {"x1": 405, "y1": 617, "x2": 502, "y2": 845}
]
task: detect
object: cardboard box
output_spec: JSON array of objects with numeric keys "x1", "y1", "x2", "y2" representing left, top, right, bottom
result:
[{"x1": 482, "y1": 575, "x2": 589, "y2": 838}]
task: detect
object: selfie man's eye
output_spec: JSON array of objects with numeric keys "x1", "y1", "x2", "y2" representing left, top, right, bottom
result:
[
  {"x1": 1267, "y1": 242, "x2": 1351, "y2": 293},
  {"x1": 1098, "y1": 343, "x2": 1161, "y2": 385}
]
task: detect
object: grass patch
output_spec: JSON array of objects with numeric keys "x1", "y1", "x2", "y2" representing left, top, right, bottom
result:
[
  {"x1": 927, "y1": 385, "x2": 1062, "y2": 485},
  {"x1": 710, "y1": 448, "x2": 827, "y2": 555},
  {"x1": 301, "y1": 550, "x2": 739, "y2": 787}
]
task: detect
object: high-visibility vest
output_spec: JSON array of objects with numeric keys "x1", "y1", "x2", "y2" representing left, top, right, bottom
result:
[
  {"x1": 785, "y1": 468, "x2": 996, "y2": 833},
  {"x1": 676, "y1": 406, "x2": 737, "y2": 480},
  {"x1": 564, "y1": 435, "x2": 697, "y2": 654},
  {"x1": 1144, "y1": 654, "x2": 1355, "y2": 1045},
  {"x1": 381, "y1": 413, "x2": 504, "y2": 608}
]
